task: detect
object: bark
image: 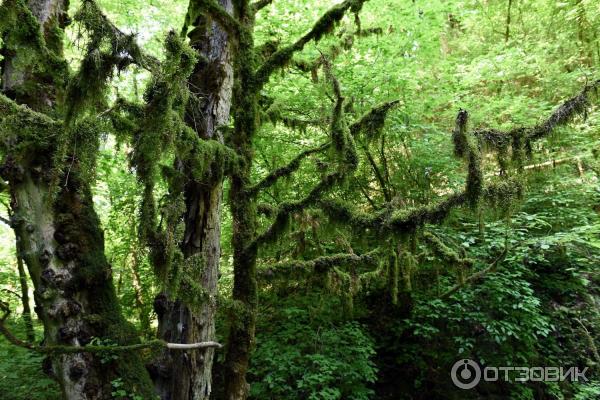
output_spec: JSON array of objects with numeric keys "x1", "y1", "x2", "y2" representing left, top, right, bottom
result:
[
  {"x1": 151, "y1": 1, "x2": 234, "y2": 399},
  {"x1": 1, "y1": 0, "x2": 153, "y2": 398}
]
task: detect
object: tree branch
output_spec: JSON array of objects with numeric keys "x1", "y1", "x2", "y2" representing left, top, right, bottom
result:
[
  {"x1": 77, "y1": 1, "x2": 160, "y2": 72},
  {"x1": 475, "y1": 79, "x2": 600, "y2": 152},
  {"x1": 440, "y1": 246, "x2": 507, "y2": 299},
  {"x1": 0, "y1": 300, "x2": 221, "y2": 354},
  {"x1": 249, "y1": 171, "x2": 345, "y2": 251},
  {"x1": 258, "y1": 250, "x2": 379, "y2": 280},
  {"x1": 254, "y1": 0, "x2": 369, "y2": 89},
  {"x1": 247, "y1": 142, "x2": 331, "y2": 196},
  {"x1": 252, "y1": 0, "x2": 273, "y2": 13},
  {"x1": 0, "y1": 215, "x2": 11, "y2": 227},
  {"x1": 320, "y1": 178, "x2": 523, "y2": 235},
  {"x1": 349, "y1": 100, "x2": 400, "y2": 138}
]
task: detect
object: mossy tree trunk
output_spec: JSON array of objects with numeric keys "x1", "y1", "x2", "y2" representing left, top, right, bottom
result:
[
  {"x1": 151, "y1": 1, "x2": 234, "y2": 399},
  {"x1": 0, "y1": 0, "x2": 154, "y2": 398}
]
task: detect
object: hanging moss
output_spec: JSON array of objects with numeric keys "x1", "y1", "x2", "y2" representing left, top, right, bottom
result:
[
  {"x1": 65, "y1": 0, "x2": 159, "y2": 122},
  {"x1": 257, "y1": 251, "x2": 378, "y2": 281},
  {"x1": 451, "y1": 109, "x2": 482, "y2": 207},
  {"x1": 473, "y1": 80, "x2": 600, "y2": 172}
]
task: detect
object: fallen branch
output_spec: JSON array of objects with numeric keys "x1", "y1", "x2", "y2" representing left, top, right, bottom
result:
[{"x1": 0, "y1": 304, "x2": 222, "y2": 354}]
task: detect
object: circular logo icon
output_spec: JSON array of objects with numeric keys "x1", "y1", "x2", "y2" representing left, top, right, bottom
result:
[{"x1": 451, "y1": 359, "x2": 481, "y2": 389}]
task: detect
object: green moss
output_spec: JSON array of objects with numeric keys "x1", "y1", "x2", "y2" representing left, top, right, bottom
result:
[
  {"x1": 0, "y1": 0, "x2": 68, "y2": 108},
  {"x1": 65, "y1": 0, "x2": 158, "y2": 122}
]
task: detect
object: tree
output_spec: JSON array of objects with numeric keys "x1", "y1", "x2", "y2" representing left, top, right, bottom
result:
[
  {"x1": 149, "y1": 0, "x2": 234, "y2": 399},
  {"x1": 0, "y1": 0, "x2": 154, "y2": 397},
  {"x1": 0, "y1": 0, "x2": 231, "y2": 399}
]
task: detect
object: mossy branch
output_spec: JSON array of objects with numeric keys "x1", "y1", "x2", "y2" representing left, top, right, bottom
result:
[
  {"x1": 247, "y1": 142, "x2": 331, "y2": 196},
  {"x1": 474, "y1": 79, "x2": 600, "y2": 163},
  {"x1": 258, "y1": 250, "x2": 379, "y2": 280},
  {"x1": 65, "y1": 0, "x2": 161, "y2": 121},
  {"x1": 0, "y1": 94, "x2": 58, "y2": 126},
  {"x1": 252, "y1": 0, "x2": 274, "y2": 13},
  {"x1": 320, "y1": 178, "x2": 523, "y2": 235},
  {"x1": 254, "y1": 0, "x2": 369, "y2": 89},
  {"x1": 422, "y1": 231, "x2": 474, "y2": 268},
  {"x1": 0, "y1": 94, "x2": 62, "y2": 152},
  {"x1": 77, "y1": 0, "x2": 159, "y2": 71},
  {"x1": 250, "y1": 171, "x2": 346, "y2": 250}
]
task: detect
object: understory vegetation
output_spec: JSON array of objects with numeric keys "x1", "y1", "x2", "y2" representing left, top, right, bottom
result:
[{"x1": 0, "y1": 0, "x2": 599, "y2": 399}]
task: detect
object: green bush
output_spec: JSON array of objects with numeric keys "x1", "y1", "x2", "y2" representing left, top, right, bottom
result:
[{"x1": 249, "y1": 306, "x2": 377, "y2": 400}]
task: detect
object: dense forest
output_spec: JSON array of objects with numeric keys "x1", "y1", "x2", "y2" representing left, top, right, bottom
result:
[{"x1": 0, "y1": 0, "x2": 599, "y2": 399}]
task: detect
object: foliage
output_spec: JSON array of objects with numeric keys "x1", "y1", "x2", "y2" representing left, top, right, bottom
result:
[{"x1": 249, "y1": 300, "x2": 377, "y2": 400}]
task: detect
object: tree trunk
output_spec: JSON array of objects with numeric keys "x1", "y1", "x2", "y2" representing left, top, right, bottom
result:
[
  {"x1": 224, "y1": 6, "x2": 259, "y2": 399},
  {"x1": 151, "y1": 1, "x2": 233, "y2": 399},
  {"x1": 16, "y1": 246, "x2": 35, "y2": 342},
  {"x1": 1, "y1": 0, "x2": 154, "y2": 398}
]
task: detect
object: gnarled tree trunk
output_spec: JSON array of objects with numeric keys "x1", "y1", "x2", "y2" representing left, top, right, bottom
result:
[
  {"x1": 0, "y1": 0, "x2": 153, "y2": 398},
  {"x1": 151, "y1": 1, "x2": 233, "y2": 399}
]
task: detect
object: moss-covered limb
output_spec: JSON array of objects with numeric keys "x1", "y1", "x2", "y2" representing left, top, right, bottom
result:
[
  {"x1": 253, "y1": 0, "x2": 370, "y2": 89},
  {"x1": 422, "y1": 231, "x2": 473, "y2": 268},
  {"x1": 320, "y1": 178, "x2": 523, "y2": 235},
  {"x1": 0, "y1": 93, "x2": 58, "y2": 125},
  {"x1": 257, "y1": 250, "x2": 379, "y2": 280},
  {"x1": 261, "y1": 103, "x2": 327, "y2": 132},
  {"x1": 74, "y1": 0, "x2": 159, "y2": 72},
  {"x1": 247, "y1": 142, "x2": 330, "y2": 196},
  {"x1": 65, "y1": 0, "x2": 161, "y2": 121},
  {"x1": 440, "y1": 245, "x2": 507, "y2": 299},
  {"x1": 250, "y1": 171, "x2": 346, "y2": 250},
  {"x1": 474, "y1": 79, "x2": 600, "y2": 160},
  {"x1": 529, "y1": 79, "x2": 600, "y2": 139},
  {"x1": 251, "y1": 0, "x2": 273, "y2": 13},
  {"x1": 350, "y1": 100, "x2": 400, "y2": 139}
]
